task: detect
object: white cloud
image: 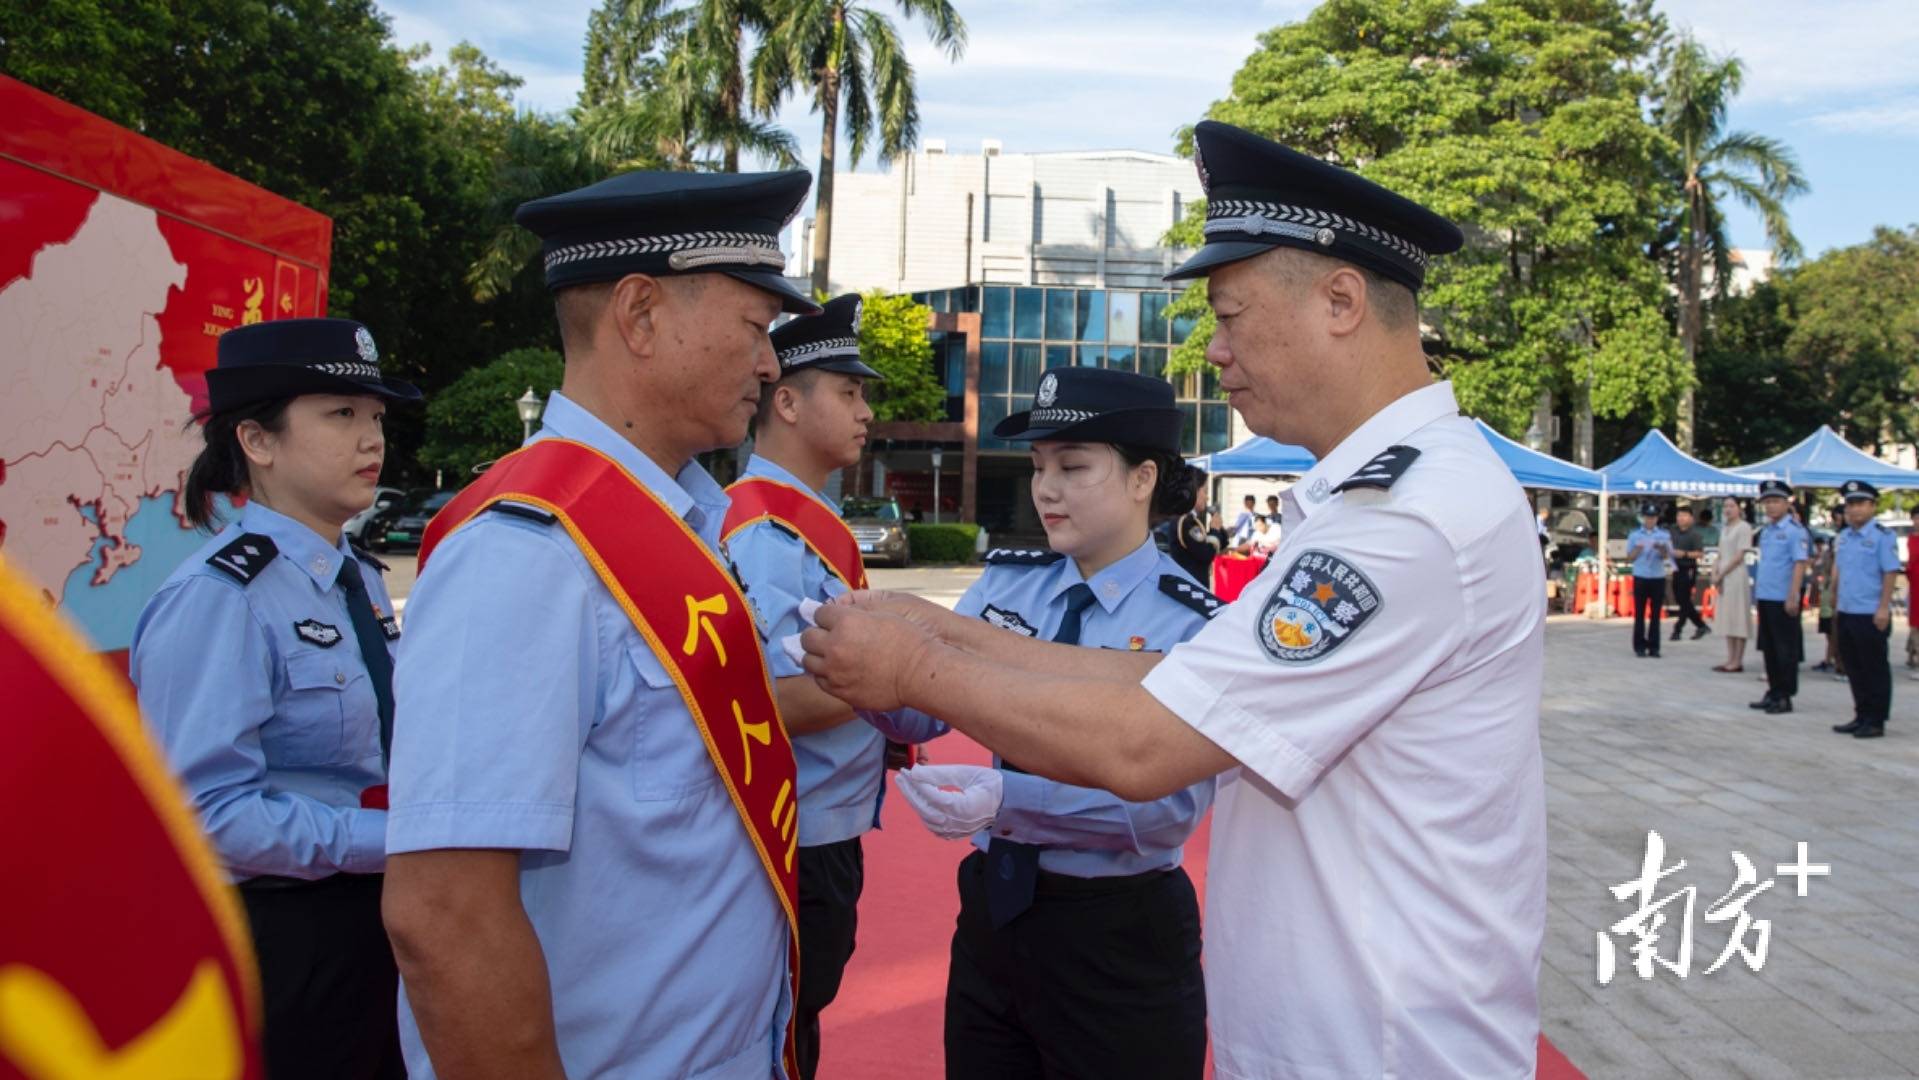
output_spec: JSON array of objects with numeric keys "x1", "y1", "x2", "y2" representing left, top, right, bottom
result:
[
  {"x1": 1801, "y1": 96, "x2": 1919, "y2": 137},
  {"x1": 1657, "y1": 0, "x2": 1919, "y2": 104}
]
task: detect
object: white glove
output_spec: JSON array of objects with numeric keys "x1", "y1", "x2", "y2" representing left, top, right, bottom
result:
[
  {"x1": 780, "y1": 599, "x2": 828, "y2": 667},
  {"x1": 893, "y1": 764, "x2": 1003, "y2": 841}
]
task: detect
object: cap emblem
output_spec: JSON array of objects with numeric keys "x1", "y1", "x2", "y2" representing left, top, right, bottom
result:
[
  {"x1": 850, "y1": 298, "x2": 863, "y2": 336},
  {"x1": 354, "y1": 327, "x2": 378, "y2": 365},
  {"x1": 1036, "y1": 372, "x2": 1059, "y2": 408}
]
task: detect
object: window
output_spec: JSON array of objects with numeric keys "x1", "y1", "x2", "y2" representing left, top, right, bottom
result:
[
  {"x1": 1045, "y1": 344, "x2": 1073, "y2": 375},
  {"x1": 1201, "y1": 403, "x2": 1232, "y2": 453},
  {"x1": 1014, "y1": 287, "x2": 1044, "y2": 339},
  {"x1": 980, "y1": 341, "x2": 1010, "y2": 395},
  {"x1": 1138, "y1": 346, "x2": 1167, "y2": 379},
  {"x1": 982, "y1": 287, "x2": 1012, "y2": 338},
  {"x1": 1107, "y1": 291, "x2": 1139, "y2": 344},
  {"x1": 1045, "y1": 289, "x2": 1076, "y2": 340},
  {"x1": 1013, "y1": 343, "x2": 1044, "y2": 394},
  {"x1": 1078, "y1": 346, "x2": 1104, "y2": 367},
  {"x1": 979, "y1": 395, "x2": 1012, "y2": 450},
  {"x1": 1178, "y1": 403, "x2": 1199, "y2": 456},
  {"x1": 1170, "y1": 304, "x2": 1199, "y2": 345},
  {"x1": 1141, "y1": 292, "x2": 1172, "y2": 344},
  {"x1": 1077, "y1": 290, "x2": 1107, "y2": 342},
  {"x1": 1105, "y1": 346, "x2": 1136, "y2": 373}
]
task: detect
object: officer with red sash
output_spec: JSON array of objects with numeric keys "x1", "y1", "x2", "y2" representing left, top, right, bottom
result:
[
  {"x1": 724, "y1": 293, "x2": 885, "y2": 1078},
  {"x1": 382, "y1": 170, "x2": 820, "y2": 1079}
]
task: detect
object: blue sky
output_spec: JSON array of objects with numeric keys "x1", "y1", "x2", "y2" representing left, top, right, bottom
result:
[{"x1": 380, "y1": 0, "x2": 1919, "y2": 259}]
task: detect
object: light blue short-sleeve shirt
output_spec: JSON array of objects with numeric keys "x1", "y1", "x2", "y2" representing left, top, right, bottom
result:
[
  {"x1": 131, "y1": 501, "x2": 393, "y2": 881},
  {"x1": 725, "y1": 454, "x2": 885, "y2": 848},
  {"x1": 1754, "y1": 517, "x2": 1811, "y2": 602},
  {"x1": 1835, "y1": 521, "x2": 1902, "y2": 614},
  {"x1": 387, "y1": 391, "x2": 790, "y2": 1080},
  {"x1": 1626, "y1": 526, "x2": 1671, "y2": 580}
]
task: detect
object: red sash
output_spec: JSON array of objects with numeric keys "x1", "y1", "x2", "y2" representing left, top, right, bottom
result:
[
  {"x1": 419, "y1": 440, "x2": 799, "y2": 1076},
  {"x1": 722, "y1": 476, "x2": 870, "y2": 591}
]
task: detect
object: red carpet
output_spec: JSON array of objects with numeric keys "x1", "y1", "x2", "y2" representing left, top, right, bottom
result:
[{"x1": 820, "y1": 735, "x2": 1584, "y2": 1080}]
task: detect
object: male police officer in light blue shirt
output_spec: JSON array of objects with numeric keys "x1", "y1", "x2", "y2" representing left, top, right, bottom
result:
[
  {"x1": 1625, "y1": 502, "x2": 1672, "y2": 658},
  {"x1": 1751, "y1": 478, "x2": 1811, "y2": 713},
  {"x1": 380, "y1": 170, "x2": 822, "y2": 1080},
  {"x1": 724, "y1": 294, "x2": 888, "y2": 1079},
  {"x1": 1830, "y1": 479, "x2": 1902, "y2": 738}
]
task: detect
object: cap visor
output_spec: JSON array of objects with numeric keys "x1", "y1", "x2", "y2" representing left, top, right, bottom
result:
[
  {"x1": 726, "y1": 269, "x2": 822, "y2": 315},
  {"x1": 807, "y1": 358, "x2": 884, "y2": 380},
  {"x1": 994, "y1": 408, "x2": 1184, "y2": 452},
  {"x1": 1164, "y1": 240, "x2": 1282, "y2": 282}
]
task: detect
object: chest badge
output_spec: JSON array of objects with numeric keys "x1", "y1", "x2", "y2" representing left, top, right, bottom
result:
[
  {"x1": 980, "y1": 605, "x2": 1038, "y2": 638},
  {"x1": 1257, "y1": 550, "x2": 1382, "y2": 664},
  {"x1": 1128, "y1": 635, "x2": 1146, "y2": 651},
  {"x1": 379, "y1": 616, "x2": 401, "y2": 641},
  {"x1": 294, "y1": 619, "x2": 343, "y2": 648}
]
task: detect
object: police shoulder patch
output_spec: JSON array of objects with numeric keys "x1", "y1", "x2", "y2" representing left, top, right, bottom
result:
[
  {"x1": 984, "y1": 548, "x2": 1065, "y2": 567},
  {"x1": 1158, "y1": 574, "x2": 1225, "y2": 619},
  {"x1": 980, "y1": 605, "x2": 1038, "y2": 637},
  {"x1": 1256, "y1": 549, "x2": 1383, "y2": 664},
  {"x1": 1333, "y1": 445, "x2": 1421, "y2": 494},
  {"x1": 487, "y1": 501, "x2": 558, "y2": 526},
  {"x1": 206, "y1": 533, "x2": 279, "y2": 585}
]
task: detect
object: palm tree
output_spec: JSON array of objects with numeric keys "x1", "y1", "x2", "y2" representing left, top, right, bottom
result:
[
  {"x1": 753, "y1": 0, "x2": 965, "y2": 294},
  {"x1": 583, "y1": 0, "x2": 798, "y2": 171},
  {"x1": 1657, "y1": 32, "x2": 1808, "y2": 451}
]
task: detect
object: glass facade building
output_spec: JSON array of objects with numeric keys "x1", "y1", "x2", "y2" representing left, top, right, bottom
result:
[{"x1": 913, "y1": 284, "x2": 1235, "y2": 457}]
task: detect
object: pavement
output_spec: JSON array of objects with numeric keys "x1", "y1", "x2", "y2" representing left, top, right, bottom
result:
[{"x1": 385, "y1": 561, "x2": 1919, "y2": 1078}]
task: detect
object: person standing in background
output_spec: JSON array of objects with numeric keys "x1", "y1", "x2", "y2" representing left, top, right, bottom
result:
[
  {"x1": 1230, "y1": 494, "x2": 1257, "y2": 545},
  {"x1": 1830, "y1": 480, "x2": 1902, "y2": 738},
  {"x1": 1625, "y1": 502, "x2": 1672, "y2": 658},
  {"x1": 1667, "y1": 504, "x2": 1711, "y2": 642},
  {"x1": 1751, "y1": 479, "x2": 1811, "y2": 714},
  {"x1": 1713, "y1": 498, "x2": 1755, "y2": 673},
  {"x1": 1172, "y1": 486, "x2": 1223, "y2": 586}
]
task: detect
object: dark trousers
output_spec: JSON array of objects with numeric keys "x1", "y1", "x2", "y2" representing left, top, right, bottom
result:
[
  {"x1": 1836, "y1": 613, "x2": 1893, "y2": 722},
  {"x1": 1672, "y1": 562, "x2": 1707, "y2": 631},
  {"x1": 239, "y1": 873, "x2": 404, "y2": 1080},
  {"x1": 945, "y1": 850, "x2": 1207, "y2": 1080},
  {"x1": 1632, "y1": 577, "x2": 1665, "y2": 655},
  {"x1": 1756, "y1": 599, "x2": 1803, "y2": 698},
  {"x1": 796, "y1": 836, "x2": 864, "y2": 1080}
]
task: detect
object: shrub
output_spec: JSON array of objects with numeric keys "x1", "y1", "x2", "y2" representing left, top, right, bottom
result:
[{"x1": 907, "y1": 523, "x2": 980, "y2": 563}]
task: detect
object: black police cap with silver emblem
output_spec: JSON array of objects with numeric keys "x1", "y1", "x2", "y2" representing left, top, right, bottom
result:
[
  {"x1": 1841, "y1": 479, "x2": 1881, "y2": 502},
  {"x1": 770, "y1": 294, "x2": 881, "y2": 379},
  {"x1": 204, "y1": 318, "x2": 421, "y2": 415},
  {"x1": 994, "y1": 366, "x2": 1182, "y2": 453},
  {"x1": 1758, "y1": 478, "x2": 1793, "y2": 499},
  {"x1": 1639, "y1": 501, "x2": 1661, "y2": 517},
  {"x1": 1169, "y1": 120, "x2": 1464, "y2": 291},
  {"x1": 515, "y1": 169, "x2": 821, "y2": 315}
]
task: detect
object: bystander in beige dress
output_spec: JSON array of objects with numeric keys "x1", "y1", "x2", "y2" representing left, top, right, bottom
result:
[{"x1": 1715, "y1": 517, "x2": 1755, "y2": 636}]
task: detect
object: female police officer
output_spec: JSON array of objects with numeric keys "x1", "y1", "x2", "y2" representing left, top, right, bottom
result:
[
  {"x1": 867, "y1": 366, "x2": 1220, "y2": 1080},
  {"x1": 131, "y1": 318, "x2": 418, "y2": 1080}
]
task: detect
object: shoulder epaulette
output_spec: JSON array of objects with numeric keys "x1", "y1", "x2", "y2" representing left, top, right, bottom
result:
[
  {"x1": 1159, "y1": 574, "x2": 1226, "y2": 619},
  {"x1": 1333, "y1": 444, "x2": 1422, "y2": 494},
  {"x1": 349, "y1": 541, "x2": 390, "y2": 573},
  {"x1": 206, "y1": 533, "x2": 278, "y2": 585},
  {"x1": 487, "y1": 501, "x2": 558, "y2": 526},
  {"x1": 984, "y1": 548, "x2": 1065, "y2": 567}
]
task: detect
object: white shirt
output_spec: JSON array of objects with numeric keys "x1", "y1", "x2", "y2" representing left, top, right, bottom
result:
[{"x1": 1142, "y1": 381, "x2": 1546, "y2": 1080}]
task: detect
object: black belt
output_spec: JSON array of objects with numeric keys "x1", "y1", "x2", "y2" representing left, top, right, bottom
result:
[
  {"x1": 239, "y1": 872, "x2": 375, "y2": 893},
  {"x1": 1033, "y1": 864, "x2": 1178, "y2": 898}
]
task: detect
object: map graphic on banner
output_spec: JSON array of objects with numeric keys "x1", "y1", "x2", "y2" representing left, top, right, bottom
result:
[{"x1": 0, "y1": 77, "x2": 331, "y2": 655}]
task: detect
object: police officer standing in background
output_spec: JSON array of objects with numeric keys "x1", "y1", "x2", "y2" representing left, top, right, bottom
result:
[
  {"x1": 1625, "y1": 502, "x2": 1672, "y2": 658},
  {"x1": 723, "y1": 294, "x2": 887, "y2": 1078},
  {"x1": 802, "y1": 121, "x2": 1547, "y2": 1080},
  {"x1": 131, "y1": 318, "x2": 418, "y2": 1079},
  {"x1": 1668, "y1": 503, "x2": 1711, "y2": 642},
  {"x1": 1751, "y1": 478, "x2": 1811, "y2": 714},
  {"x1": 1830, "y1": 480, "x2": 1902, "y2": 738},
  {"x1": 381, "y1": 170, "x2": 821, "y2": 1079}
]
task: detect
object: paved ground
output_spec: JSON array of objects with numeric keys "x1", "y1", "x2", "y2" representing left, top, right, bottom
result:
[{"x1": 387, "y1": 561, "x2": 1919, "y2": 1078}]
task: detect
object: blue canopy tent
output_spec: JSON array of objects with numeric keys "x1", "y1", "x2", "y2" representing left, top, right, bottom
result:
[
  {"x1": 1473, "y1": 420, "x2": 1603, "y2": 493},
  {"x1": 1192, "y1": 436, "x2": 1318, "y2": 477},
  {"x1": 1591, "y1": 431, "x2": 1758, "y2": 618},
  {"x1": 1730, "y1": 425, "x2": 1919, "y2": 490}
]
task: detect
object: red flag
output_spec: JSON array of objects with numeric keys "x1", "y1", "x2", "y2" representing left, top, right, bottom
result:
[{"x1": 0, "y1": 557, "x2": 261, "y2": 1080}]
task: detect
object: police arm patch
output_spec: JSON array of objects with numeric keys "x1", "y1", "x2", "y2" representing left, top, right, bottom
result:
[{"x1": 1256, "y1": 549, "x2": 1383, "y2": 664}]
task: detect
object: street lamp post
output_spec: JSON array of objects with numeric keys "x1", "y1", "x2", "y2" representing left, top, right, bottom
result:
[
  {"x1": 930, "y1": 449, "x2": 944, "y2": 525},
  {"x1": 516, "y1": 387, "x2": 545, "y2": 443}
]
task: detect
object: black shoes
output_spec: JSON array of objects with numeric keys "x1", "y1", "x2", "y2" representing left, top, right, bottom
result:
[
  {"x1": 1694, "y1": 626, "x2": 1712, "y2": 640},
  {"x1": 1833, "y1": 718, "x2": 1863, "y2": 734},
  {"x1": 1853, "y1": 722, "x2": 1885, "y2": 739},
  {"x1": 1671, "y1": 629, "x2": 1684, "y2": 642},
  {"x1": 1750, "y1": 694, "x2": 1776, "y2": 710},
  {"x1": 1765, "y1": 697, "x2": 1794, "y2": 714}
]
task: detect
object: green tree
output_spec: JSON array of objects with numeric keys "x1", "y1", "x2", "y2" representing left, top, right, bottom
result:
[
  {"x1": 1167, "y1": 0, "x2": 1683, "y2": 465},
  {"x1": 752, "y1": 0, "x2": 966, "y2": 294},
  {"x1": 1654, "y1": 31, "x2": 1808, "y2": 451},
  {"x1": 856, "y1": 290, "x2": 943, "y2": 422},
  {"x1": 419, "y1": 347, "x2": 566, "y2": 477},
  {"x1": 1780, "y1": 226, "x2": 1919, "y2": 453},
  {"x1": 1693, "y1": 281, "x2": 1817, "y2": 464}
]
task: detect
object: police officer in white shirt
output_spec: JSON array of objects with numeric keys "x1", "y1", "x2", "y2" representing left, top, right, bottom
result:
[{"x1": 801, "y1": 120, "x2": 1548, "y2": 1080}]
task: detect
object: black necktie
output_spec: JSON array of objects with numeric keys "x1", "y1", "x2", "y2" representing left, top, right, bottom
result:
[
  {"x1": 336, "y1": 556, "x2": 395, "y2": 763},
  {"x1": 985, "y1": 583, "x2": 1099, "y2": 929}
]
